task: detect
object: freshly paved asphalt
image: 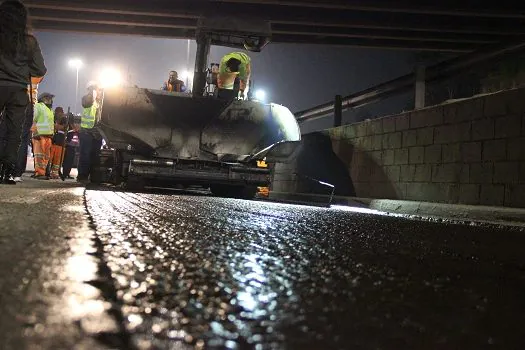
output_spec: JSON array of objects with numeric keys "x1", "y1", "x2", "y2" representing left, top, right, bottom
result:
[{"x1": 1, "y1": 179, "x2": 525, "y2": 349}]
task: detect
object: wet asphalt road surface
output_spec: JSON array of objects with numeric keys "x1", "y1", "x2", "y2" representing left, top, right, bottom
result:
[{"x1": 83, "y1": 189, "x2": 525, "y2": 350}]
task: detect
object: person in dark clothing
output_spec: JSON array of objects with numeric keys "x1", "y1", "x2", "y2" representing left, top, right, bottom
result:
[
  {"x1": 0, "y1": 0, "x2": 47, "y2": 184},
  {"x1": 61, "y1": 115, "x2": 80, "y2": 181}
]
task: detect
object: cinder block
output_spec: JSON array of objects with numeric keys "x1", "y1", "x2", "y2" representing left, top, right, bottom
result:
[
  {"x1": 395, "y1": 182, "x2": 408, "y2": 199},
  {"x1": 382, "y1": 132, "x2": 402, "y2": 149},
  {"x1": 506, "y1": 89, "x2": 525, "y2": 115},
  {"x1": 470, "y1": 163, "x2": 493, "y2": 184},
  {"x1": 493, "y1": 162, "x2": 520, "y2": 184},
  {"x1": 417, "y1": 128, "x2": 434, "y2": 145},
  {"x1": 371, "y1": 135, "x2": 383, "y2": 150},
  {"x1": 444, "y1": 98, "x2": 484, "y2": 124},
  {"x1": 480, "y1": 184, "x2": 505, "y2": 206},
  {"x1": 381, "y1": 149, "x2": 394, "y2": 165},
  {"x1": 495, "y1": 115, "x2": 522, "y2": 139},
  {"x1": 432, "y1": 164, "x2": 462, "y2": 183},
  {"x1": 460, "y1": 165, "x2": 470, "y2": 184},
  {"x1": 410, "y1": 107, "x2": 444, "y2": 129},
  {"x1": 461, "y1": 142, "x2": 482, "y2": 163},
  {"x1": 403, "y1": 130, "x2": 417, "y2": 147},
  {"x1": 400, "y1": 165, "x2": 416, "y2": 182},
  {"x1": 385, "y1": 166, "x2": 401, "y2": 182},
  {"x1": 472, "y1": 118, "x2": 494, "y2": 141},
  {"x1": 442, "y1": 144, "x2": 461, "y2": 163},
  {"x1": 409, "y1": 146, "x2": 425, "y2": 164},
  {"x1": 505, "y1": 185, "x2": 525, "y2": 208},
  {"x1": 396, "y1": 114, "x2": 410, "y2": 131},
  {"x1": 368, "y1": 119, "x2": 383, "y2": 135},
  {"x1": 459, "y1": 184, "x2": 480, "y2": 205},
  {"x1": 394, "y1": 148, "x2": 409, "y2": 165},
  {"x1": 484, "y1": 92, "x2": 509, "y2": 118},
  {"x1": 356, "y1": 123, "x2": 367, "y2": 137},
  {"x1": 434, "y1": 122, "x2": 471, "y2": 144},
  {"x1": 483, "y1": 139, "x2": 507, "y2": 161},
  {"x1": 382, "y1": 117, "x2": 396, "y2": 133},
  {"x1": 342, "y1": 125, "x2": 358, "y2": 139},
  {"x1": 425, "y1": 145, "x2": 442, "y2": 163},
  {"x1": 362, "y1": 136, "x2": 373, "y2": 150},
  {"x1": 415, "y1": 164, "x2": 432, "y2": 182}
]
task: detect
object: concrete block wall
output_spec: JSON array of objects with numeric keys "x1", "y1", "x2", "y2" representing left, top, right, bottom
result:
[{"x1": 273, "y1": 87, "x2": 525, "y2": 208}]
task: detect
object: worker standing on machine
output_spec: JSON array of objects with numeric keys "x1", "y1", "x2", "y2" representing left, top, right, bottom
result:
[
  {"x1": 217, "y1": 52, "x2": 251, "y2": 100},
  {"x1": 77, "y1": 81, "x2": 103, "y2": 183},
  {"x1": 162, "y1": 70, "x2": 186, "y2": 92}
]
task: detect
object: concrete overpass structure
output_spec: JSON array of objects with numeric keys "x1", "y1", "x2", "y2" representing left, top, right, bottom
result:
[{"x1": 25, "y1": 0, "x2": 525, "y2": 52}]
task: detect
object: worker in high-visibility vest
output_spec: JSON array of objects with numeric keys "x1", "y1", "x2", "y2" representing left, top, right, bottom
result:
[
  {"x1": 31, "y1": 92, "x2": 55, "y2": 179},
  {"x1": 77, "y1": 81, "x2": 103, "y2": 183},
  {"x1": 217, "y1": 52, "x2": 251, "y2": 100}
]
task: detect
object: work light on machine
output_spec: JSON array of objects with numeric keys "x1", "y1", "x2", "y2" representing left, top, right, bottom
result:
[
  {"x1": 255, "y1": 89, "x2": 266, "y2": 101},
  {"x1": 98, "y1": 68, "x2": 122, "y2": 89}
]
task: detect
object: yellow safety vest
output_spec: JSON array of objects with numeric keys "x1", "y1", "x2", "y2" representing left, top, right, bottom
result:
[
  {"x1": 33, "y1": 102, "x2": 54, "y2": 136},
  {"x1": 81, "y1": 101, "x2": 99, "y2": 129}
]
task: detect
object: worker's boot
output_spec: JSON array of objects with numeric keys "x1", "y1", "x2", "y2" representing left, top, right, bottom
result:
[{"x1": 2, "y1": 162, "x2": 16, "y2": 185}]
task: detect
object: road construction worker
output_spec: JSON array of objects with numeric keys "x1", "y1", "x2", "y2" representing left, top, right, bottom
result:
[
  {"x1": 217, "y1": 52, "x2": 251, "y2": 100},
  {"x1": 0, "y1": 0, "x2": 47, "y2": 184},
  {"x1": 162, "y1": 70, "x2": 186, "y2": 92},
  {"x1": 77, "y1": 81, "x2": 103, "y2": 183},
  {"x1": 8, "y1": 78, "x2": 41, "y2": 182},
  {"x1": 31, "y1": 92, "x2": 55, "y2": 179}
]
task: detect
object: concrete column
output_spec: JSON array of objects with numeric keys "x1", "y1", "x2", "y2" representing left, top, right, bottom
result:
[
  {"x1": 192, "y1": 33, "x2": 211, "y2": 98},
  {"x1": 415, "y1": 65, "x2": 426, "y2": 109},
  {"x1": 334, "y1": 94, "x2": 342, "y2": 127}
]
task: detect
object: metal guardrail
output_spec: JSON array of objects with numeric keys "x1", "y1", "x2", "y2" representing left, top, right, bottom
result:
[{"x1": 295, "y1": 41, "x2": 525, "y2": 124}]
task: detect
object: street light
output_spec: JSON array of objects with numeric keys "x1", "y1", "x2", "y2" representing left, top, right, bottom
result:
[{"x1": 68, "y1": 58, "x2": 82, "y2": 113}]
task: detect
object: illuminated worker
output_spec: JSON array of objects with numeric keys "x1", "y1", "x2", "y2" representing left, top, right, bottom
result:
[
  {"x1": 31, "y1": 92, "x2": 55, "y2": 179},
  {"x1": 77, "y1": 81, "x2": 103, "y2": 183},
  {"x1": 162, "y1": 70, "x2": 186, "y2": 92},
  {"x1": 217, "y1": 52, "x2": 251, "y2": 100}
]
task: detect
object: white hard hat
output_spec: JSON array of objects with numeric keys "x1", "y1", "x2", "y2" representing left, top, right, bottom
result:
[{"x1": 86, "y1": 80, "x2": 98, "y2": 89}]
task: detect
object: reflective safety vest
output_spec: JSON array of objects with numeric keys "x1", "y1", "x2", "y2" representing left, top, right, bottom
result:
[
  {"x1": 81, "y1": 100, "x2": 99, "y2": 129},
  {"x1": 218, "y1": 52, "x2": 251, "y2": 90},
  {"x1": 33, "y1": 102, "x2": 54, "y2": 136}
]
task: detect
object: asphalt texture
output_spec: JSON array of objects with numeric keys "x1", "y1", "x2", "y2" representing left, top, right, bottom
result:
[
  {"x1": 2, "y1": 179, "x2": 525, "y2": 349},
  {"x1": 84, "y1": 189, "x2": 525, "y2": 350}
]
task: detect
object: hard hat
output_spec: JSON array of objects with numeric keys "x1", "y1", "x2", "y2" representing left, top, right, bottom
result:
[
  {"x1": 86, "y1": 80, "x2": 98, "y2": 89},
  {"x1": 37, "y1": 92, "x2": 55, "y2": 102}
]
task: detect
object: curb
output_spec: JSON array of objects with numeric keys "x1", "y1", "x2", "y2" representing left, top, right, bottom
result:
[{"x1": 267, "y1": 191, "x2": 525, "y2": 228}]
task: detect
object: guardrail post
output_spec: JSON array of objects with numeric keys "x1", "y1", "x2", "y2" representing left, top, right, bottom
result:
[
  {"x1": 415, "y1": 65, "x2": 426, "y2": 109},
  {"x1": 334, "y1": 94, "x2": 342, "y2": 127}
]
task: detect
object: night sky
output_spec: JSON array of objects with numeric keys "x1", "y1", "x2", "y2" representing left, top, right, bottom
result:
[{"x1": 35, "y1": 31, "x2": 417, "y2": 133}]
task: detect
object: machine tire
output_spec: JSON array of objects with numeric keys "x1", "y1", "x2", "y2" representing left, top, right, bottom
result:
[{"x1": 210, "y1": 184, "x2": 257, "y2": 200}]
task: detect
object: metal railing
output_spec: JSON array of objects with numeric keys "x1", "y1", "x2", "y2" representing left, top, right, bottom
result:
[{"x1": 295, "y1": 41, "x2": 525, "y2": 124}]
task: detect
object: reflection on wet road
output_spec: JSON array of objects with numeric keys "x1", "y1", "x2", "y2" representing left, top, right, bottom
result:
[{"x1": 85, "y1": 190, "x2": 525, "y2": 349}]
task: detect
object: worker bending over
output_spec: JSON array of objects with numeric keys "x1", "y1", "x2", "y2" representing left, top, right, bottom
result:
[{"x1": 217, "y1": 52, "x2": 251, "y2": 100}]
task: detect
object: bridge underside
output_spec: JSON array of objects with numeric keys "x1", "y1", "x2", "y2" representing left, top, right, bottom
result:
[{"x1": 25, "y1": 0, "x2": 525, "y2": 52}]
